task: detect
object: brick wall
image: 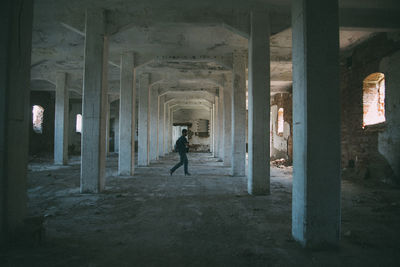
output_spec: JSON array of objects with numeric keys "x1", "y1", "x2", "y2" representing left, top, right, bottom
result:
[{"x1": 340, "y1": 33, "x2": 400, "y2": 182}]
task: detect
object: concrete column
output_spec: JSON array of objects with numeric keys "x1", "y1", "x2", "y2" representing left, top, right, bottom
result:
[
  {"x1": 138, "y1": 73, "x2": 150, "y2": 166},
  {"x1": 210, "y1": 105, "x2": 214, "y2": 154},
  {"x1": 54, "y1": 72, "x2": 69, "y2": 165},
  {"x1": 105, "y1": 96, "x2": 110, "y2": 155},
  {"x1": 218, "y1": 92, "x2": 224, "y2": 160},
  {"x1": 247, "y1": 11, "x2": 270, "y2": 195},
  {"x1": 0, "y1": 0, "x2": 33, "y2": 243},
  {"x1": 81, "y1": 9, "x2": 108, "y2": 193},
  {"x1": 158, "y1": 95, "x2": 165, "y2": 157},
  {"x1": 214, "y1": 104, "x2": 217, "y2": 154},
  {"x1": 292, "y1": 0, "x2": 341, "y2": 247},
  {"x1": 166, "y1": 103, "x2": 172, "y2": 153},
  {"x1": 169, "y1": 107, "x2": 173, "y2": 152},
  {"x1": 232, "y1": 52, "x2": 247, "y2": 176},
  {"x1": 149, "y1": 86, "x2": 158, "y2": 161},
  {"x1": 118, "y1": 52, "x2": 136, "y2": 175},
  {"x1": 214, "y1": 96, "x2": 219, "y2": 157},
  {"x1": 135, "y1": 93, "x2": 139, "y2": 148},
  {"x1": 163, "y1": 101, "x2": 168, "y2": 155},
  {"x1": 114, "y1": 102, "x2": 120, "y2": 153},
  {"x1": 223, "y1": 78, "x2": 232, "y2": 166}
]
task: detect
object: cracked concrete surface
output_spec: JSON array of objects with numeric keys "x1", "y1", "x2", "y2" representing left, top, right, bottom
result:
[{"x1": 1, "y1": 153, "x2": 399, "y2": 266}]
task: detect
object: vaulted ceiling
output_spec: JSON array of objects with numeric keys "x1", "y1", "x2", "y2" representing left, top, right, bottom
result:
[{"x1": 31, "y1": 0, "x2": 400, "y2": 107}]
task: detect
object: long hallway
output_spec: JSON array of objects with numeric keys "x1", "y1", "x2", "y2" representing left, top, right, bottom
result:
[{"x1": 1, "y1": 153, "x2": 399, "y2": 266}]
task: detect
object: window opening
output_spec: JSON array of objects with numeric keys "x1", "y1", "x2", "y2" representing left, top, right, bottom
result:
[
  {"x1": 32, "y1": 105, "x2": 44, "y2": 134},
  {"x1": 363, "y1": 73, "x2": 385, "y2": 128},
  {"x1": 196, "y1": 119, "x2": 209, "y2": 137},
  {"x1": 278, "y1": 108, "x2": 284, "y2": 134},
  {"x1": 76, "y1": 114, "x2": 82, "y2": 133}
]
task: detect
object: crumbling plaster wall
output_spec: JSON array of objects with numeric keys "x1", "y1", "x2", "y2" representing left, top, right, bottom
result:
[
  {"x1": 270, "y1": 93, "x2": 293, "y2": 162},
  {"x1": 173, "y1": 108, "x2": 211, "y2": 152},
  {"x1": 341, "y1": 32, "x2": 400, "y2": 183}
]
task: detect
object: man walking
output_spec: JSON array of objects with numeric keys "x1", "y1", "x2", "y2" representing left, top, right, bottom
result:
[{"x1": 170, "y1": 129, "x2": 191, "y2": 176}]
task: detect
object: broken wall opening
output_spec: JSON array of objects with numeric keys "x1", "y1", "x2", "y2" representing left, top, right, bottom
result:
[
  {"x1": 173, "y1": 109, "x2": 211, "y2": 152},
  {"x1": 29, "y1": 91, "x2": 55, "y2": 157},
  {"x1": 32, "y1": 105, "x2": 44, "y2": 134},
  {"x1": 270, "y1": 93, "x2": 293, "y2": 164},
  {"x1": 363, "y1": 72, "x2": 385, "y2": 128}
]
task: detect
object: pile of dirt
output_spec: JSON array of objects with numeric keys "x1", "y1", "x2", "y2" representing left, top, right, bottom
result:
[{"x1": 271, "y1": 158, "x2": 291, "y2": 168}]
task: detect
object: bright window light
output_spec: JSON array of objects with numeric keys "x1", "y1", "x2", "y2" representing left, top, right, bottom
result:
[
  {"x1": 363, "y1": 73, "x2": 385, "y2": 128},
  {"x1": 278, "y1": 108, "x2": 284, "y2": 134},
  {"x1": 32, "y1": 105, "x2": 44, "y2": 134},
  {"x1": 76, "y1": 114, "x2": 82, "y2": 133}
]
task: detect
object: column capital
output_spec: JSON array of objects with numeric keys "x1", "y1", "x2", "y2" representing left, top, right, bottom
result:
[
  {"x1": 120, "y1": 51, "x2": 136, "y2": 68},
  {"x1": 85, "y1": 8, "x2": 107, "y2": 35}
]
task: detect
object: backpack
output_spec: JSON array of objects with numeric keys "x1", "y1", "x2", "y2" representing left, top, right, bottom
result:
[
  {"x1": 174, "y1": 138, "x2": 181, "y2": 152},
  {"x1": 175, "y1": 137, "x2": 186, "y2": 153}
]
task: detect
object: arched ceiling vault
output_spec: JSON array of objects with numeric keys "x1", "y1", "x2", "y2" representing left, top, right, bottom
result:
[{"x1": 31, "y1": 0, "x2": 400, "y2": 101}]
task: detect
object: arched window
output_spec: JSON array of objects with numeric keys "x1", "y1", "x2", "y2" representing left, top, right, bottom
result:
[
  {"x1": 363, "y1": 73, "x2": 385, "y2": 128},
  {"x1": 32, "y1": 105, "x2": 44, "y2": 134},
  {"x1": 278, "y1": 108, "x2": 284, "y2": 134},
  {"x1": 76, "y1": 114, "x2": 82, "y2": 133}
]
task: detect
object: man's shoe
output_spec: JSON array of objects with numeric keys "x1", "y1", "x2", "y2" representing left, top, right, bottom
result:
[
  {"x1": 169, "y1": 170, "x2": 173, "y2": 176},
  {"x1": 185, "y1": 172, "x2": 191, "y2": 176}
]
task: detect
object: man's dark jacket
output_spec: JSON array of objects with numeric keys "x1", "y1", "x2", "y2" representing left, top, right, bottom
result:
[{"x1": 176, "y1": 136, "x2": 188, "y2": 153}]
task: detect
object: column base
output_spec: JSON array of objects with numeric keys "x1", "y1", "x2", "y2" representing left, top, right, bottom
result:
[{"x1": 292, "y1": 233, "x2": 340, "y2": 250}]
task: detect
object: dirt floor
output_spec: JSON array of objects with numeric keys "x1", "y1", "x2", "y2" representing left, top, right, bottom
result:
[{"x1": 1, "y1": 152, "x2": 400, "y2": 266}]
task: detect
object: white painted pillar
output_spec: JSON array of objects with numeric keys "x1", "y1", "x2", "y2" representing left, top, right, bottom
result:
[
  {"x1": 158, "y1": 95, "x2": 165, "y2": 157},
  {"x1": 81, "y1": 9, "x2": 108, "y2": 193},
  {"x1": 138, "y1": 73, "x2": 150, "y2": 166},
  {"x1": 218, "y1": 92, "x2": 224, "y2": 160},
  {"x1": 214, "y1": 104, "x2": 217, "y2": 155},
  {"x1": 232, "y1": 52, "x2": 247, "y2": 176},
  {"x1": 118, "y1": 52, "x2": 136, "y2": 175},
  {"x1": 149, "y1": 86, "x2": 158, "y2": 161},
  {"x1": 0, "y1": 0, "x2": 33, "y2": 243},
  {"x1": 214, "y1": 96, "x2": 219, "y2": 157},
  {"x1": 169, "y1": 107, "x2": 173, "y2": 152},
  {"x1": 166, "y1": 103, "x2": 172, "y2": 153},
  {"x1": 223, "y1": 78, "x2": 232, "y2": 166},
  {"x1": 292, "y1": 0, "x2": 341, "y2": 247},
  {"x1": 248, "y1": 11, "x2": 271, "y2": 195},
  {"x1": 163, "y1": 101, "x2": 168, "y2": 155},
  {"x1": 210, "y1": 105, "x2": 214, "y2": 154},
  {"x1": 114, "y1": 105, "x2": 119, "y2": 153},
  {"x1": 54, "y1": 72, "x2": 69, "y2": 165}
]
